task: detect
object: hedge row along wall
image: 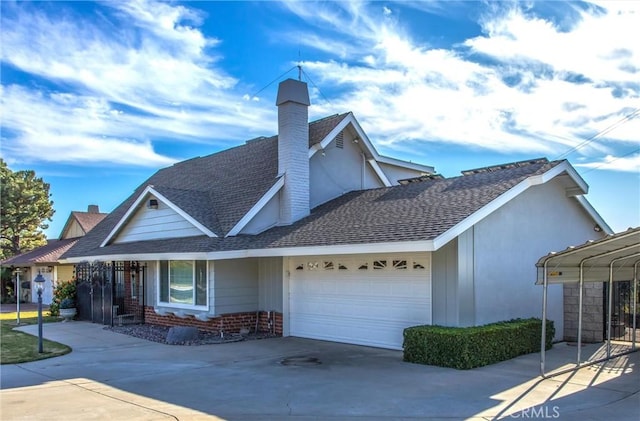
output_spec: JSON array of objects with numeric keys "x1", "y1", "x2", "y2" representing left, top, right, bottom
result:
[{"x1": 403, "y1": 318, "x2": 555, "y2": 370}]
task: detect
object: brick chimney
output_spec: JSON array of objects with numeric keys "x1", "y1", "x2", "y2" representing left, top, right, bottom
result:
[{"x1": 276, "y1": 78, "x2": 310, "y2": 225}]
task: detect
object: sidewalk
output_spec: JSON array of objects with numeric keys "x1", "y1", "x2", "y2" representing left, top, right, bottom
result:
[{"x1": 0, "y1": 303, "x2": 50, "y2": 313}]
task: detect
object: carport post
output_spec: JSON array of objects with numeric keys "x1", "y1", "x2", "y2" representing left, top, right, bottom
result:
[
  {"x1": 607, "y1": 261, "x2": 614, "y2": 358},
  {"x1": 577, "y1": 262, "x2": 585, "y2": 364},
  {"x1": 540, "y1": 260, "x2": 549, "y2": 377},
  {"x1": 633, "y1": 262, "x2": 639, "y2": 350}
]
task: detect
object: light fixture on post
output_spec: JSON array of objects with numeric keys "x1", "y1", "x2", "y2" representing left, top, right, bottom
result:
[
  {"x1": 14, "y1": 268, "x2": 22, "y2": 325},
  {"x1": 34, "y1": 272, "x2": 46, "y2": 353}
]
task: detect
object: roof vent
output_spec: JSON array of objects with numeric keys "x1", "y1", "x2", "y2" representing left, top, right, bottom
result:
[{"x1": 147, "y1": 199, "x2": 159, "y2": 209}]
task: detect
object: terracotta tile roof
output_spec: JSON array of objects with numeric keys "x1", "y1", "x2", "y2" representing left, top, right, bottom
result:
[
  {"x1": 1, "y1": 239, "x2": 78, "y2": 266},
  {"x1": 63, "y1": 158, "x2": 563, "y2": 258}
]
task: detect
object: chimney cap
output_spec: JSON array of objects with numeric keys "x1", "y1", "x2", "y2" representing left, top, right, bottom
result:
[{"x1": 276, "y1": 79, "x2": 310, "y2": 107}]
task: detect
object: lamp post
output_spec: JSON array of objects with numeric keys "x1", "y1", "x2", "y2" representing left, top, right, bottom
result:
[
  {"x1": 34, "y1": 272, "x2": 46, "y2": 353},
  {"x1": 14, "y1": 268, "x2": 22, "y2": 325}
]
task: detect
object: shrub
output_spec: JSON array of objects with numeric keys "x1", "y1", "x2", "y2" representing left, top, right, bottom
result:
[
  {"x1": 50, "y1": 279, "x2": 77, "y2": 316},
  {"x1": 403, "y1": 318, "x2": 555, "y2": 370}
]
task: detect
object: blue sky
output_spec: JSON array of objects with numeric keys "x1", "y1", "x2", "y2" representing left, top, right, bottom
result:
[{"x1": 1, "y1": 0, "x2": 638, "y2": 239}]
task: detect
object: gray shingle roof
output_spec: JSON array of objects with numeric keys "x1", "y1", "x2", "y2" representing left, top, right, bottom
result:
[
  {"x1": 64, "y1": 114, "x2": 350, "y2": 259},
  {"x1": 63, "y1": 157, "x2": 564, "y2": 259}
]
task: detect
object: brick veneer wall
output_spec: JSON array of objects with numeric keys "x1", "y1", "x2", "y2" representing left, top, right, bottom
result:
[
  {"x1": 143, "y1": 306, "x2": 283, "y2": 335},
  {"x1": 564, "y1": 282, "x2": 604, "y2": 342}
]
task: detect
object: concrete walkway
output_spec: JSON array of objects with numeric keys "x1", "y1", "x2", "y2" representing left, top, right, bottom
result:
[{"x1": 1, "y1": 321, "x2": 638, "y2": 420}]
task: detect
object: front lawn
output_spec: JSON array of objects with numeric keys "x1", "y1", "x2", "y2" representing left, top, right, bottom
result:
[{"x1": 0, "y1": 311, "x2": 72, "y2": 364}]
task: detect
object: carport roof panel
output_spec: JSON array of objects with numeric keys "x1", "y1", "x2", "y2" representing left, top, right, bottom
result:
[{"x1": 536, "y1": 227, "x2": 640, "y2": 284}]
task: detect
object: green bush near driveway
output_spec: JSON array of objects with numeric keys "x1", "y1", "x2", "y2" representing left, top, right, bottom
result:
[{"x1": 403, "y1": 318, "x2": 555, "y2": 370}]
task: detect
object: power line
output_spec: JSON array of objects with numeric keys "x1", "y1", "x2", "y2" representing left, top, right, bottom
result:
[
  {"x1": 247, "y1": 65, "x2": 298, "y2": 100},
  {"x1": 580, "y1": 148, "x2": 640, "y2": 175},
  {"x1": 555, "y1": 108, "x2": 640, "y2": 160},
  {"x1": 300, "y1": 67, "x2": 333, "y2": 107}
]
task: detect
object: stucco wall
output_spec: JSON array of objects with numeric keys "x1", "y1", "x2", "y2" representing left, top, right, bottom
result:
[{"x1": 472, "y1": 178, "x2": 603, "y2": 340}]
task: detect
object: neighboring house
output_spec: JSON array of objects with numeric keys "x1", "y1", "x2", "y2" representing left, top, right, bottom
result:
[
  {"x1": 61, "y1": 79, "x2": 611, "y2": 349},
  {"x1": 2, "y1": 205, "x2": 107, "y2": 305}
]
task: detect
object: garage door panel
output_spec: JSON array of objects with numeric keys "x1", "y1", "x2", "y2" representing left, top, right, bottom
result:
[{"x1": 289, "y1": 254, "x2": 431, "y2": 350}]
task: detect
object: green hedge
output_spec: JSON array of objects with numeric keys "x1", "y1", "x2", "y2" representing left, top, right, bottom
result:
[{"x1": 403, "y1": 318, "x2": 554, "y2": 370}]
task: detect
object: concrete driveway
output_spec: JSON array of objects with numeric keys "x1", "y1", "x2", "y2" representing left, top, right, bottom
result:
[{"x1": 1, "y1": 322, "x2": 638, "y2": 420}]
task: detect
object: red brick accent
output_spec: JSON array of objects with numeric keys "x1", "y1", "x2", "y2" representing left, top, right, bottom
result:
[{"x1": 143, "y1": 306, "x2": 283, "y2": 335}]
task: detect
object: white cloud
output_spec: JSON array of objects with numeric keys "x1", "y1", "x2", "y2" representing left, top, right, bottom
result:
[
  {"x1": 0, "y1": 0, "x2": 275, "y2": 167},
  {"x1": 283, "y1": 1, "x2": 640, "y2": 171},
  {"x1": 576, "y1": 154, "x2": 640, "y2": 173}
]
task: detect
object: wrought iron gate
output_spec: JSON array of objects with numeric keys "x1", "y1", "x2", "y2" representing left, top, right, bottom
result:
[
  {"x1": 75, "y1": 261, "x2": 146, "y2": 326},
  {"x1": 603, "y1": 279, "x2": 640, "y2": 342}
]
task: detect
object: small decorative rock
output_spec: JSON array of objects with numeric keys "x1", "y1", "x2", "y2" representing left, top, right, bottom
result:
[{"x1": 166, "y1": 326, "x2": 200, "y2": 344}]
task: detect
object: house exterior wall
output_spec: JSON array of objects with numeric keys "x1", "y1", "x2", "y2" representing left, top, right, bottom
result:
[
  {"x1": 310, "y1": 131, "x2": 383, "y2": 209},
  {"x1": 377, "y1": 162, "x2": 427, "y2": 184},
  {"x1": 563, "y1": 281, "x2": 604, "y2": 342},
  {"x1": 115, "y1": 196, "x2": 202, "y2": 243},
  {"x1": 214, "y1": 258, "x2": 259, "y2": 314},
  {"x1": 62, "y1": 220, "x2": 85, "y2": 239},
  {"x1": 258, "y1": 257, "x2": 283, "y2": 312},
  {"x1": 57, "y1": 264, "x2": 75, "y2": 283},
  {"x1": 240, "y1": 192, "x2": 280, "y2": 235},
  {"x1": 472, "y1": 178, "x2": 602, "y2": 340},
  {"x1": 432, "y1": 238, "x2": 458, "y2": 325}
]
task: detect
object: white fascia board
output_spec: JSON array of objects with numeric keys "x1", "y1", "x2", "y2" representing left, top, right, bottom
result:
[
  {"x1": 226, "y1": 177, "x2": 284, "y2": 237},
  {"x1": 433, "y1": 178, "x2": 532, "y2": 250},
  {"x1": 376, "y1": 155, "x2": 435, "y2": 174},
  {"x1": 574, "y1": 195, "x2": 613, "y2": 234},
  {"x1": 308, "y1": 113, "x2": 353, "y2": 159},
  {"x1": 63, "y1": 240, "x2": 436, "y2": 263},
  {"x1": 100, "y1": 186, "x2": 216, "y2": 247},
  {"x1": 101, "y1": 186, "x2": 155, "y2": 247},
  {"x1": 367, "y1": 159, "x2": 392, "y2": 186},
  {"x1": 151, "y1": 188, "x2": 217, "y2": 238},
  {"x1": 61, "y1": 252, "x2": 210, "y2": 264},
  {"x1": 432, "y1": 161, "x2": 598, "y2": 250},
  {"x1": 204, "y1": 240, "x2": 436, "y2": 261}
]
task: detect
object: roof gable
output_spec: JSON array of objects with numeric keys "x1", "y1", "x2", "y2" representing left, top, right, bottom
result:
[
  {"x1": 60, "y1": 210, "x2": 107, "y2": 239},
  {"x1": 62, "y1": 157, "x2": 611, "y2": 262},
  {"x1": 102, "y1": 186, "x2": 217, "y2": 246}
]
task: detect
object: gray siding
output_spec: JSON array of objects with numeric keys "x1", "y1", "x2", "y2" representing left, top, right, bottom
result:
[
  {"x1": 115, "y1": 195, "x2": 202, "y2": 243},
  {"x1": 214, "y1": 258, "x2": 259, "y2": 314},
  {"x1": 240, "y1": 192, "x2": 280, "y2": 235},
  {"x1": 258, "y1": 257, "x2": 283, "y2": 312},
  {"x1": 431, "y1": 238, "x2": 458, "y2": 326},
  {"x1": 310, "y1": 131, "x2": 383, "y2": 209}
]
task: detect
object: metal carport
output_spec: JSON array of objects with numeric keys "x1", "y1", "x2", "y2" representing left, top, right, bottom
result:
[{"x1": 536, "y1": 227, "x2": 640, "y2": 378}]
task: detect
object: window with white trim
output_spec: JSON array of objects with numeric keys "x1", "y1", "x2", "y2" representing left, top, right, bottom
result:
[{"x1": 159, "y1": 260, "x2": 207, "y2": 307}]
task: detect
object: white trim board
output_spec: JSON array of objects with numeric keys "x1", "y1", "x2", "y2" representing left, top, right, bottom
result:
[{"x1": 226, "y1": 177, "x2": 284, "y2": 237}]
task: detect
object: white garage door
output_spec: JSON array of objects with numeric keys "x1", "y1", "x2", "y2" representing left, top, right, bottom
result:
[{"x1": 289, "y1": 253, "x2": 431, "y2": 350}]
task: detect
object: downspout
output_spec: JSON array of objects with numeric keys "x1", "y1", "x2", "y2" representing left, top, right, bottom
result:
[{"x1": 361, "y1": 152, "x2": 365, "y2": 189}]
